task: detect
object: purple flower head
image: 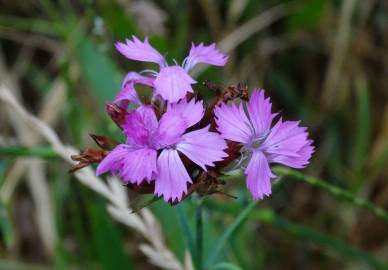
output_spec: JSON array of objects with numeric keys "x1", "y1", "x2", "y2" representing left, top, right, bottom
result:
[
  {"x1": 97, "y1": 98, "x2": 228, "y2": 202},
  {"x1": 214, "y1": 89, "x2": 314, "y2": 200},
  {"x1": 115, "y1": 36, "x2": 228, "y2": 103}
]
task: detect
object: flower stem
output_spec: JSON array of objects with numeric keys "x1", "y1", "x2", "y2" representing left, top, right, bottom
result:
[
  {"x1": 0, "y1": 146, "x2": 58, "y2": 158},
  {"x1": 273, "y1": 166, "x2": 388, "y2": 222},
  {"x1": 196, "y1": 198, "x2": 204, "y2": 270},
  {"x1": 206, "y1": 200, "x2": 258, "y2": 268},
  {"x1": 176, "y1": 204, "x2": 195, "y2": 261}
]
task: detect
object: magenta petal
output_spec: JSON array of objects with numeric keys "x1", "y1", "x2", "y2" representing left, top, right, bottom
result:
[
  {"x1": 184, "y1": 42, "x2": 228, "y2": 72},
  {"x1": 136, "y1": 105, "x2": 158, "y2": 132},
  {"x1": 214, "y1": 102, "x2": 253, "y2": 144},
  {"x1": 96, "y1": 145, "x2": 157, "y2": 184},
  {"x1": 121, "y1": 71, "x2": 154, "y2": 88},
  {"x1": 268, "y1": 141, "x2": 314, "y2": 168},
  {"x1": 154, "y1": 149, "x2": 192, "y2": 202},
  {"x1": 154, "y1": 66, "x2": 196, "y2": 103},
  {"x1": 167, "y1": 98, "x2": 204, "y2": 128},
  {"x1": 119, "y1": 147, "x2": 157, "y2": 184},
  {"x1": 155, "y1": 110, "x2": 186, "y2": 149},
  {"x1": 245, "y1": 151, "x2": 275, "y2": 200},
  {"x1": 122, "y1": 106, "x2": 158, "y2": 146},
  {"x1": 247, "y1": 89, "x2": 276, "y2": 135},
  {"x1": 96, "y1": 144, "x2": 129, "y2": 176},
  {"x1": 261, "y1": 119, "x2": 313, "y2": 168},
  {"x1": 115, "y1": 36, "x2": 165, "y2": 66},
  {"x1": 115, "y1": 72, "x2": 155, "y2": 109},
  {"x1": 114, "y1": 83, "x2": 140, "y2": 108},
  {"x1": 177, "y1": 126, "x2": 227, "y2": 170}
]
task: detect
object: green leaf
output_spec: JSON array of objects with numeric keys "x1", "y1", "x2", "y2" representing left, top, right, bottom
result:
[
  {"x1": 88, "y1": 199, "x2": 134, "y2": 270},
  {"x1": 177, "y1": 204, "x2": 196, "y2": 262},
  {"x1": 210, "y1": 262, "x2": 243, "y2": 270},
  {"x1": 273, "y1": 167, "x2": 388, "y2": 222},
  {"x1": 352, "y1": 75, "x2": 370, "y2": 190},
  {"x1": 150, "y1": 200, "x2": 186, "y2": 260},
  {"x1": 0, "y1": 199, "x2": 14, "y2": 249},
  {"x1": 0, "y1": 146, "x2": 58, "y2": 159},
  {"x1": 98, "y1": 1, "x2": 138, "y2": 40},
  {"x1": 271, "y1": 215, "x2": 388, "y2": 270},
  {"x1": 53, "y1": 165, "x2": 72, "y2": 270},
  {"x1": 171, "y1": 4, "x2": 189, "y2": 61},
  {"x1": 195, "y1": 199, "x2": 204, "y2": 270},
  {"x1": 206, "y1": 201, "x2": 259, "y2": 267},
  {"x1": 74, "y1": 37, "x2": 122, "y2": 105},
  {"x1": 206, "y1": 199, "x2": 388, "y2": 269}
]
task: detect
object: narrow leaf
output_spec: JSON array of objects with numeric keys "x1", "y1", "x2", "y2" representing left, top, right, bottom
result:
[
  {"x1": 206, "y1": 201, "x2": 258, "y2": 267},
  {"x1": 210, "y1": 262, "x2": 243, "y2": 270}
]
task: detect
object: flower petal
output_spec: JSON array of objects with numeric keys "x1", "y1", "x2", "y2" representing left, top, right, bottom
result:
[
  {"x1": 214, "y1": 102, "x2": 253, "y2": 143},
  {"x1": 268, "y1": 141, "x2": 314, "y2": 168},
  {"x1": 247, "y1": 89, "x2": 276, "y2": 136},
  {"x1": 154, "y1": 149, "x2": 192, "y2": 202},
  {"x1": 155, "y1": 110, "x2": 186, "y2": 149},
  {"x1": 261, "y1": 119, "x2": 314, "y2": 168},
  {"x1": 136, "y1": 105, "x2": 159, "y2": 132},
  {"x1": 122, "y1": 106, "x2": 158, "y2": 146},
  {"x1": 115, "y1": 72, "x2": 155, "y2": 109},
  {"x1": 121, "y1": 71, "x2": 154, "y2": 88},
  {"x1": 115, "y1": 36, "x2": 165, "y2": 66},
  {"x1": 119, "y1": 148, "x2": 158, "y2": 184},
  {"x1": 177, "y1": 126, "x2": 227, "y2": 170},
  {"x1": 245, "y1": 151, "x2": 275, "y2": 200},
  {"x1": 96, "y1": 144, "x2": 130, "y2": 176},
  {"x1": 167, "y1": 98, "x2": 204, "y2": 128},
  {"x1": 154, "y1": 66, "x2": 196, "y2": 103},
  {"x1": 183, "y1": 42, "x2": 228, "y2": 72},
  {"x1": 114, "y1": 83, "x2": 140, "y2": 109},
  {"x1": 262, "y1": 119, "x2": 310, "y2": 155},
  {"x1": 96, "y1": 145, "x2": 157, "y2": 184}
]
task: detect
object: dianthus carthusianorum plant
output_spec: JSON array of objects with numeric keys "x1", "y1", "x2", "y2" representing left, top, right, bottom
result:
[{"x1": 71, "y1": 36, "x2": 314, "y2": 203}]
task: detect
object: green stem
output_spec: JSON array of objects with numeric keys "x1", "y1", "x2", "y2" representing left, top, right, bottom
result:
[
  {"x1": 196, "y1": 198, "x2": 204, "y2": 270},
  {"x1": 272, "y1": 215, "x2": 387, "y2": 270},
  {"x1": 204, "y1": 200, "x2": 387, "y2": 270},
  {"x1": 273, "y1": 166, "x2": 388, "y2": 222},
  {"x1": 0, "y1": 258, "x2": 53, "y2": 270},
  {"x1": 206, "y1": 200, "x2": 259, "y2": 267},
  {"x1": 176, "y1": 204, "x2": 195, "y2": 262},
  {"x1": 0, "y1": 199, "x2": 14, "y2": 248},
  {"x1": 210, "y1": 262, "x2": 243, "y2": 270},
  {"x1": 0, "y1": 146, "x2": 58, "y2": 159}
]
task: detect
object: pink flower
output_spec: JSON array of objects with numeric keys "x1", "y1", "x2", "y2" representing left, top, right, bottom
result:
[
  {"x1": 214, "y1": 89, "x2": 314, "y2": 200},
  {"x1": 97, "y1": 98, "x2": 228, "y2": 202},
  {"x1": 115, "y1": 36, "x2": 228, "y2": 103}
]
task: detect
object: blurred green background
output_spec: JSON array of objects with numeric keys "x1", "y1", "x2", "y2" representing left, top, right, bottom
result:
[{"x1": 0, "y1": 0, "x2": 388, "y2": 269}]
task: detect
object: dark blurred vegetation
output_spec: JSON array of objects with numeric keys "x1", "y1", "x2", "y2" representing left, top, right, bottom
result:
[{"x1": 0, "y1": 0, "x2": 388, "y2": 269}]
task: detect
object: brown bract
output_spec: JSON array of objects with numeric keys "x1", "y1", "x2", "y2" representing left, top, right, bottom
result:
[
  {"x1": 69, "y1": 148, "x2": 108, "y2": 173},
  {"x1": 105, "y1": 103, "x2": 128, "y2": 127},
  {"x1": 90, "y1": 134, "x2": 120, "y2": 150}
]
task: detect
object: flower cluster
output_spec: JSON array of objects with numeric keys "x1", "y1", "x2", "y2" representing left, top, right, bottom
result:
[{"x1": 72, "y1": 36, "x2": 314, "y2": 203}]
